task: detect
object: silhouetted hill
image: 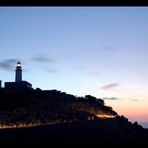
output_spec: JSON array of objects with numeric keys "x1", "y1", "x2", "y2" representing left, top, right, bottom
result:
[
  {"x1": 0, "y1": 87, "x2": 147, "y2": 145},
  {"x1": 0, "y1": 88, "x2": 117, "y2": 126}
]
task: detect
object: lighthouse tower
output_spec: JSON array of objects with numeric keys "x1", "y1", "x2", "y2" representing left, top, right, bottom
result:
[
  {"x1": 15, "y1": 61, "x2": 22, "y2": 82},
  {"x1": 4, "y1": 61, "x2": 32, "y2": 89}
]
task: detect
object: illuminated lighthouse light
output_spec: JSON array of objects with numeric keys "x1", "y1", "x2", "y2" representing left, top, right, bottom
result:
[{"x1": 16, "y1": 63, "x2": 21, "y2": 67}]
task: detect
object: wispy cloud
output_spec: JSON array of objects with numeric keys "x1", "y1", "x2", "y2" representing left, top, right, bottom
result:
[
  {"x1": 101, "y1": 83, "x2": 120, "y2": 90},
  {"x1": 32, "y1": 53, "x2": 55, "y2": 63},
  {"x1": 129, "y1": 98, "x2": 139, "y2": 102},
  {"x1": 45, "y1": 68, "x2": 58, "y2": 73},
  {"x1": 90, "y1": 72, "x2": 100, "y2": 77},
  {"x1": 32, "y1": 57, "x2": 54, "y2": 63},
  {"x1": 101, "y1": 46, "x2": 116, "y2": 51},
  {"x1": 103, "y1": 97, "x2": 138, "y2": 102},
  {"x1": 103, "y1": 97, "x2": 120, "y2": 100},
  {"x1": 102, "y1": 97, "x2": 139, "y2": 102},
  {"x1": 31, "y1": 54, "x2": 57, "y2": 73},
  {"x1": 0, "y1": 59, "x2": 18, "y2": 71},
  {"x1": 39, "y1": 66, "x2": 58, "y2": 73}
]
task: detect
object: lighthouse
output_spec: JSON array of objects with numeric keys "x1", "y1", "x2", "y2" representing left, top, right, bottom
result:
[
  {"x1": 4, "y1": 61, "x2": 32, "y2": 89},
  {"x1": 15, "y1": 61, "x2": 22, "y2": 82}
]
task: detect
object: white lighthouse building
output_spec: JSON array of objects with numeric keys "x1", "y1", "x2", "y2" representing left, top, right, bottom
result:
[
  {"x1": 4, "y1": 61, "x2": 32, "y2": 90},
  {"x1": 15, "y1": 61, "x2": 22, "y2": 82}
]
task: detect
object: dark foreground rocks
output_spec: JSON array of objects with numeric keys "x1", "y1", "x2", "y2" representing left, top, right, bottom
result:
[{"x1": 0, "y1": 118, "x2": 148, "y2": 146}]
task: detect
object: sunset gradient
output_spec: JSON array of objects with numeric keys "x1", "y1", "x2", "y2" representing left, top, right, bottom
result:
[{"x1": 0, "y1": 7, "x2": 148, "y2": 127}]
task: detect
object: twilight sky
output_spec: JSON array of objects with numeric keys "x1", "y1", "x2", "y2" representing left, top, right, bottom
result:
[{"x1": 0, "y1": 7, "x2": 148, "y2": 126}]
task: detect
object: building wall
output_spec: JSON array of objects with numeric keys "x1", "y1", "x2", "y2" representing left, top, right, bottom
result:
[{"x1": 5, "y1": 81, "x2": 32, "y2": 90}]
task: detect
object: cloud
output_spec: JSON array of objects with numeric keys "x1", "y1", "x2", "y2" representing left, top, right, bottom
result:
[
  {"x1": 103, "y1": 97, "x2": 120, "y2": 100},
  {"x1": 32, "y1": 55, "x2": 54, "y2": 63},
  {"x1": 90, "y1": 72, "x2": 100, "y2": 77},
  {"x1": 103, "y1": 97, "x2": 138, "y2": 102},
  {"x1": 129, "y1": 98, "x2": 139, "y2": 102},
  {"x1": 39, "y1": 66, "x2": 58, "y2": 73},
  {"x1": 32, "y1": 57, "x2": 53, "y2": 62},
  {"x1": 45, "y1": 68, "x2": 58, "y2": 73},
  {"x1": 0, "y1": 59, "x2": 18, "y2": 71},
  {"x1": 31, "y1": 54, "x2": 57, "y2": 73},
  {"x1": 101, "y1": 46, "x2": 116, "y2": 51},
  {"x1": 101, "y1": 83, "x2": 120, "y2": 90}
]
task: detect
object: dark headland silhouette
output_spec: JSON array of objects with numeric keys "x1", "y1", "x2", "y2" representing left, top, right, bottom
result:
[{"x1": 0, "y1": 61, "x2": 148, "y2": 146}]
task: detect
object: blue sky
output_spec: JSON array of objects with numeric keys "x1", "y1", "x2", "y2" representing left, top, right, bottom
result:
[{"x1": 0, "y1": 7, "x2": 148, "y2": 125}]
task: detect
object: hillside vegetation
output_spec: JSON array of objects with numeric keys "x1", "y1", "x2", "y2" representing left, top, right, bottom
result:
[{"x1": 0, "y1": 88, "x2": 116, "y2": 126}]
